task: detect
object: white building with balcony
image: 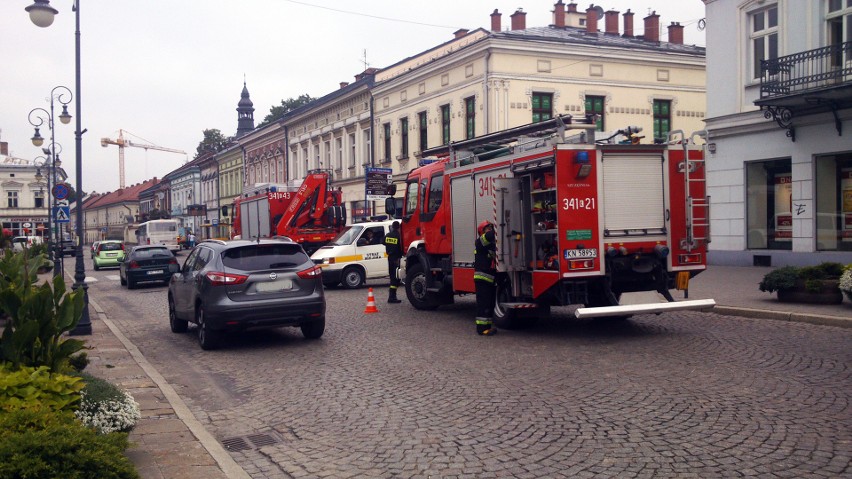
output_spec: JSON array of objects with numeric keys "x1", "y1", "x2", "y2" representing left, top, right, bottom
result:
[{"x1": 703, "y1": 0, "x2": 852, "y2": 266}]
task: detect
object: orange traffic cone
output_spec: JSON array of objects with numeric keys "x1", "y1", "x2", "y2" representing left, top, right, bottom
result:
[{"x1": 364, "y1": 287, "x2": 379, "y2": 313}]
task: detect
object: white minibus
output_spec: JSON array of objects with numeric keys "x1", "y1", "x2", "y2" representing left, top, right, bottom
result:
[{"x1": 135, "y1": 219, "x2": 180, "y2": 253}]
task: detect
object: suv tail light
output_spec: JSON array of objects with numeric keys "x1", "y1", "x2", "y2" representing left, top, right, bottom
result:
[
  {"x1": 297, "y1": 265, "x2": 321, "y2": 279},
  {"x1": 205, "y1": 271, "x2": 248, "y2": 286}
]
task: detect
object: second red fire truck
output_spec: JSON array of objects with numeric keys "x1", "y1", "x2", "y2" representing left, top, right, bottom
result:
[
  {"x1": 386, "y1": 115, "x2": 715, "y2": 327},
  {"x1": 232, "y1": 170, "x2": 346, "y2": 254}
]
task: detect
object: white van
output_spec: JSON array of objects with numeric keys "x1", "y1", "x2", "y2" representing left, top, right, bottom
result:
[
  {"x1": 11, "y1": 236, "x2": 44, "y2": 252},
  {"x1": 310, "y1": 220, "x2": 396, "y2": 288}
]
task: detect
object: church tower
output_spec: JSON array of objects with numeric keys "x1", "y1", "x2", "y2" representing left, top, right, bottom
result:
[{"x1": 236, "y1": 80, "x2": 255, "y2": 138}]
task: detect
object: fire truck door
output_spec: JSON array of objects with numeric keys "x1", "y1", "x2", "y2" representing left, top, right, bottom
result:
[{"x1": 494, "y1": 177, "x2": 526, "y2": 272}]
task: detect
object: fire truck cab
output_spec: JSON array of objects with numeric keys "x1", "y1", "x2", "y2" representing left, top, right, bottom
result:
[{"x1": 389, "y1": 115, "x2": 715, "y2": 327}]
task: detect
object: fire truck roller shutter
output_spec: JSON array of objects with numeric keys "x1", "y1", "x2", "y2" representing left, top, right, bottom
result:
[
  {"x1": 601, "y1": 153, "x2": 666, "y2": 236},
  {"x1": 450, "y1": 175, "x2": 476, "y2": 264}
]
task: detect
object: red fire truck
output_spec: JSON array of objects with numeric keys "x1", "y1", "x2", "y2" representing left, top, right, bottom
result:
[
  {"x1": 387, "y1": 115, "x2": 715, "y2": 327},
  {"x1": 233, "y1": 170, "x2": 346, "y2": 254}
]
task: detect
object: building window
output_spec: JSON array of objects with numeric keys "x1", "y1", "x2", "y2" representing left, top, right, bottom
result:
[
  {"x1": 441, "y1": 104, "x2": 451, "y2": 145},
  {"x1": 531, "y1": 92, "x2": 552, "y2": 123},
  {"x1": 335, "y1": 137, "x2": 343, "y2": 170},
  {"x1": 827, "y1": 0, "x2": 852, "y2": 67},
  {"x1": 418, "y1": 111, "x2": 428, "y2": 153},
  {"x1": 34, "y1": 190, "x2": 45, "y2": 208},
  {"x1": 349, "y1": 133, "x2": 356, "y2": 169},
  {"x1": 585, "y1": 95, "x2": 605, "y2": 131},
  {"x1": 314, "y1": 144, "x2": 320, "y2": 170},
  {"x1": 465, "y1": 96, "x2": 476, "y2": 139},
  {"x1": 324, "y1": 141, "x2": 331, "y2": 171},
  {"x1": 302, "y1": 148, "x2": 308, "y2": 178},
  {"x1": 652, "y1": 100, "x2": 671, "y2": 143},
  {"x1": 815, "y1": 153, "x2": 852, "y2": 251},
  {"x1": 750, "y1": 5, "x2": 778, "y2": 80},
  {"x1": 746, "y1": 158, "x2": 792, "y2": 250},
  {"x1": 363, "y1": 129, "x2": 371, "y2": 167},
  {"x1": 400, "y1": 117, "x2": 409, "y2": 158},
  {"x1": 383, "y1": 122, "x2": 392, "y2": 162}
]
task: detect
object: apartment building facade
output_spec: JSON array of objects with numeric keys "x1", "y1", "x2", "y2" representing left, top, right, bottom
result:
[{"x1": 703, "y1": 0, "x2": 852, "y2": 266}]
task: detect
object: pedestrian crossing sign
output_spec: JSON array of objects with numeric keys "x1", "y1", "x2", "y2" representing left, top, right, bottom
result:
[{"x1": 54, "y1": 206, "x2": 71, "y2": 223}]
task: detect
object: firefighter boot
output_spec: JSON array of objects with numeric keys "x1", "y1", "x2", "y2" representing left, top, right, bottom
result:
[
  {"x1": 476, "y1": 318, "x2": 496, "y2": 336},
  {"x1": 388, "y1": 288, "x2": 402, "y2": 304}
]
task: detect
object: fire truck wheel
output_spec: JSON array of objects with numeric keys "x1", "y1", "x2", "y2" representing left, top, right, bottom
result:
[
  {"x1": 493, "y1": 282, "x2": 537, "y2": 330},
  {"x1": 341, "y1": 266, "x2": 365, "y2": 289},
  {"x1": 404, "y1": 263, "x2": 440, "y2": 310}
]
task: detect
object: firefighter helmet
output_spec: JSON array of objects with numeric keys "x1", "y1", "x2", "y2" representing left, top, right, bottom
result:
[{"x1": 477, "y1": 220, "x2": 494, "y2": 235}]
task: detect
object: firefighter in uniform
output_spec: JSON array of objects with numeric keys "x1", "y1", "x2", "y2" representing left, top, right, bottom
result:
[
  {"x1": 474, "y1": 220, "x2": 498, "y2": 336},
  {"x1": 384, "y1": 221, "x2": 403, "y2": 303}
]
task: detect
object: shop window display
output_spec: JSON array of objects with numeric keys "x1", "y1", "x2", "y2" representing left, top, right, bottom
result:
[
  {"x1": 746, "y1": 159, "x2": 792, "y2": 250},
  {"x1": 816, "y1": 154, "x2": 852, "y2": 251}
]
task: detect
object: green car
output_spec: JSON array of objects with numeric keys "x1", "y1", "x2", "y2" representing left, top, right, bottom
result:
[{"x1": 92, "y1": 240, "x2": 126, "y2": 271}]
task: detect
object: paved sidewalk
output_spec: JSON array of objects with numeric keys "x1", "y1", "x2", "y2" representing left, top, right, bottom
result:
[
  {"x1": 82, "y1": 295, "x2": 251, "y2": 479},
  {"x1": 65, "y1": 265, "x2": 850, "y2": 479}
]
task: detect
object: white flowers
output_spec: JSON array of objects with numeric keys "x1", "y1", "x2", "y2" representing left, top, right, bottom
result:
[
  {"x1": 840, "y1": 265, "x2": 852, "y2": 301},
  {"x1": 75, "y1": 389, "x2": 141, "y2": 434}
]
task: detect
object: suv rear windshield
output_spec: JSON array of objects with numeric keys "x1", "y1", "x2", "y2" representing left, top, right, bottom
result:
[
  {"x1": 223, "y1": 244, "x2": 309, "y2": 271},
  {"x1": 133, "y1": 247, "x2": 171, "y2": 259}
]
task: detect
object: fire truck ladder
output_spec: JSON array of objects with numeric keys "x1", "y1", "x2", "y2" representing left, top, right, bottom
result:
[
  {"x1": 671, "y1": 130, "x2": 711, "y2": 252},
  {"x1": 422, "y1": 114, "x2": 597, "y2": 165}
]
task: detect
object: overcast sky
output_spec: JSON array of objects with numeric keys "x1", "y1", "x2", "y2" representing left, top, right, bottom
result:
[{"x1": 1, "y1": 1, "x2": 706, "y2": 194}]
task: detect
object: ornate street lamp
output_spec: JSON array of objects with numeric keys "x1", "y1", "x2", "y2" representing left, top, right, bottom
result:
[
  {"x1": 29, "y1": 87, "x2": 70, "y2": 278},
  {"x1": 26, "y1": 0, "x2": 91, "y2": 335}
]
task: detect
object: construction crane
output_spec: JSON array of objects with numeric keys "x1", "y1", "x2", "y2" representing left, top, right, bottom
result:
[{"x1": 100, "y1": 129, "x2": 187, "y2": 189}]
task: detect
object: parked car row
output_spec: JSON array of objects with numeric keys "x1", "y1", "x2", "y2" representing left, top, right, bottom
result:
[
  {"x1": 88, "y1": 221, "x2": 396, "y2": 351},
  {"x1": 87, "y1": 237, "x2": 327, "y2": 351}
]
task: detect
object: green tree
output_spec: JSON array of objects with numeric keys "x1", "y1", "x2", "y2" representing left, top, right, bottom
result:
[
  {"x1": 194, "y1": 129, "x2": 229, "y2": 159},
  {"x1": 258, "y1": 94, "x2": 315, "y2": 127}
]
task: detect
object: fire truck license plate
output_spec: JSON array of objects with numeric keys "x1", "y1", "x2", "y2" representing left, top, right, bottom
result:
[{"x1": 564, "y1": 248, "x2": 597, "y2": 259}]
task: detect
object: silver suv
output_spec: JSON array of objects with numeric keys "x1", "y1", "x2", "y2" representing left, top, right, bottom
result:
[{"x1": 167, "y1": 238, "x2": 326, "y2": 350}]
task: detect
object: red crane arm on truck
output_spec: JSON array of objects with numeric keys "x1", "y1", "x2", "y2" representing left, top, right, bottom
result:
[{"x1": 275, "y1": 172, "x2": 333, "y2": 237}]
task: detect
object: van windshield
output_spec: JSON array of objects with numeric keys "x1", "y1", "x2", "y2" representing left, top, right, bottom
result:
[{"x1": 328, "y1": 226, "x2": 363, "y2": 246}]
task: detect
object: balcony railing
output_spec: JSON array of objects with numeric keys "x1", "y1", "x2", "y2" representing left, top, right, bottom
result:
[{"x1": 760, "y1": 42, "x2": 851, "y2": 99}]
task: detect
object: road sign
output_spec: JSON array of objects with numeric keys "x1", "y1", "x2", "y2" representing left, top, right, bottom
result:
[
  {"x1": 365, "y1": 167, "x2": 394, "y2": 201},
  {"x1": 52, "y1": 183, "x2": 69, "y2": 200},
  {"x1": 54, "y1": 206, "x2": 71, "y2": 223}
]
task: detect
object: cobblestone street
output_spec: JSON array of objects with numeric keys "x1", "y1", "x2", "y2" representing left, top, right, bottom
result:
[{"x1": 86, "y1": 270, "x2": 852, "y2": 479}]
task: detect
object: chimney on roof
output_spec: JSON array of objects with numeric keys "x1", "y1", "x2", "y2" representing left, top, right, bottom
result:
[
  {"x1": 340, "y1": 82, "x2": 349, "y2": 89},
  {"x1": 604, "y1": 9, "x2": 619, "y2": 35},
  {"x1": 622, "y1": 9, "x2": 634, "y2": 37},
  {"x1": 567, "y1": 2, "x2": 577, "y2": 13},
  {"x1": 453, "y1": 28, "x2": 469, "y2": 39},
  {"x1": 668, "y1": 22, "x2": 684, "y2": 44},
  {"x1": 0, "y1": 142, "x2": 8, "y2": 156},
  {"x1": 552, "y1": 1, "x2": 566, "y2": 28},
  {"x1": 586, "y1": 4, "x2": 599, "y2": 34},
  {"x1": 490, "y1": 9, "x2": 502, "y2": 32},
  {"x1": 643, "y1": 11, "x2": 660, "y2": 43},
  {"x1": 510, "y1": 9, "x2": 526, "y2": 30}
]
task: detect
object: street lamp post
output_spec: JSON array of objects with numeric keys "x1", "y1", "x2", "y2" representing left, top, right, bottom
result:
[
  {"x1": 31, "y1": 148, "x2": 64, "y2": 278},
  {"x1": 28, "y1": 86, "x2": 71, "y2": 278},
  {"x1": 26, "y1": 0, "x2": 91, "y2": 335}
]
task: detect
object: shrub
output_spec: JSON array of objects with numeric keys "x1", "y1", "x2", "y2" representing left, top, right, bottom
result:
[
  {"x1": 0, "y1": 407, "x2": 139, "y2": 479},
  {"x1": 0, "y1": 272, "x2": 85, "y2": 373},
  {"x1": 0, "y1": 365, "x2": 84, "y2": 413},
  {"x1": 75, "y1": 373, "x2": 141, "y2": 434},
  {"x1": 840, "y1": 265, "x2": 852, "y2": 302},
  {"x1": 759, "y1": 262, "x2": 844, "y2": 294}
]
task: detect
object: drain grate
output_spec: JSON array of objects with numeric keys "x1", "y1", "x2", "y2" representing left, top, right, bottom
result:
[
  {"x1": 221, "y1": 432, "x2": 281, "y2": 451},
  {"x1": 222, "y1": 437, "x2": 251, "y2": 451},
  {"x1": 247, "y1": 433, "x2": 278, "y2": 448}
]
